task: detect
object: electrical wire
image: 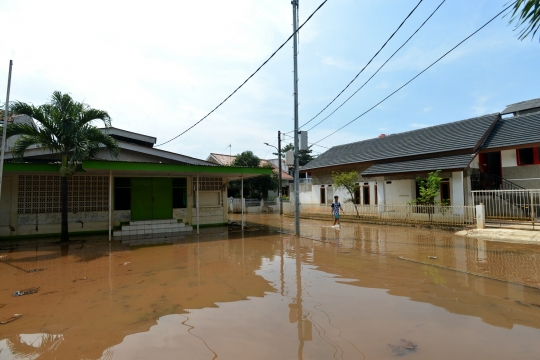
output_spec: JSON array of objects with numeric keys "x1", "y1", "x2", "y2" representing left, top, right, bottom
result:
[
  {"x1": 305, "y1": 0, "x2": 446, "y2": 132},
  {"x1": 311, "y1": 2, "x2": 516, "y2": 146},
  {"x1": 289, "y1": 0, "x2": 424, "y2": 133},
  {"x1": 155, "y1": 0, "x2": 329, "y2": 147}
]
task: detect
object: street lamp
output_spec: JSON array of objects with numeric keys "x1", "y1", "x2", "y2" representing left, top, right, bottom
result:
[{"x1": 264, "y1": 133, "x2": 283, "y2": 215}]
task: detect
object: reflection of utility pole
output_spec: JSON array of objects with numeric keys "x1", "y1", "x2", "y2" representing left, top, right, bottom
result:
[
  {"x1": 295, "y1": 236, "x2": 304, "y2": 359},
  {"x1": 280, "y1": 234, "x2": 284, "y2": 296}
]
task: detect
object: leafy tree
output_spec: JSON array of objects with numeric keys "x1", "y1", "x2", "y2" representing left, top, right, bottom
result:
[
  {"x1": 507, "y1": 0, "x2": 540, "y2": 40},
  {"x1": 273, "y1": 143, "x2": 314, "y2": 166},
  {"x1": 232, "y1": 150, "x2": 260, "y2": 167},
  {"x1": 332, "y1": 170, "x2": 360, "y2": 217},
  {"x1": 413, "y1": 170, "x2": 442, "y2": 205},
  {"x1": 3, "y1": 91, "x2": 119, "y2": 242},
  {"x1": 229, "y1": 151, "x2": 278, "y2": 199}
]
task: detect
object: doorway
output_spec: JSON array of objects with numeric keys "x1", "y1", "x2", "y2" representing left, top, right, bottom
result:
[{"x1": 131, "y1": 178, "x2": 173, "y2": 220}]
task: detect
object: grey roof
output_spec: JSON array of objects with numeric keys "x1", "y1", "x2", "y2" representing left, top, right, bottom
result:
[
  {"x1": 302, "y1": 113, "x2": 499, "y2": 171},
  {"x1": 361, "y1": 154, "x2": 474, "y2": 176},
  {"x1": 481, "y1": 111, "x2": 540, "y2": 150},
  {"x1": 501, "y1": 98, "x2": 540, "y2": 115}
]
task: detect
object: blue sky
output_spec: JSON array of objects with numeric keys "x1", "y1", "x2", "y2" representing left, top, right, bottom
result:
[{"x1": 0, "y1": 0, "x2": 537, "y2": 160}]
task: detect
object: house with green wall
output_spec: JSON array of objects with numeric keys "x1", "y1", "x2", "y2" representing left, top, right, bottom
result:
[{"x1": 0, "y1": 125, "x2": 270, "y2": 239}]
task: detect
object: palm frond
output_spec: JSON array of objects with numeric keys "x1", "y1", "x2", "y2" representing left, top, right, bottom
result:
[{"x1": 507, "y1": 0, "x2": 540, "y2": 40}]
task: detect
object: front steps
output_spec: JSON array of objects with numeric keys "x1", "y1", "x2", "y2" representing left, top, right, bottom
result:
[{"x1": 113, "y1": 219, "x2": 193, "y2": 240}]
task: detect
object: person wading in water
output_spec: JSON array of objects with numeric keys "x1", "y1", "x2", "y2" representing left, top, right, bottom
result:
[{"x1": 331, "y1": 195, "x2": 343, "y2": 228}]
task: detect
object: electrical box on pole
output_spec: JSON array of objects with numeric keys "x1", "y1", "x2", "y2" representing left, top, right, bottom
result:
[
  {"x1": 299, "y1": 131, "x2": 308, "y2": 151},
  {"x1": 285, "y1": 150, "x2": 295, "y2": 166}
]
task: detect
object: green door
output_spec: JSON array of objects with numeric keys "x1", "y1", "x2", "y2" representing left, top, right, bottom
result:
[
  {"x1": 152, "y1": 178, "x2": 173, "y2": 219},
  {"x1": 131, "y1": 178, "x2": 172, "y2": 220}
]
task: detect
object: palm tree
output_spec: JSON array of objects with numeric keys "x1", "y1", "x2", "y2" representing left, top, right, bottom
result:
[{"x1": 2, "y1": 91, "x2": 119, "y2": 242}]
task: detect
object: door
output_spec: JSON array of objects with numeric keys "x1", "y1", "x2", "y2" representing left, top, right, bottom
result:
[
  {"x1": 152, "y1": 178, "x2": 173, "y2": 219},
  {"x1": 0, "y1": 177, "x2": 11, "y2": 226},
  {"x1": 131, "y1": 178, "x2": 172, "y2": 221}
]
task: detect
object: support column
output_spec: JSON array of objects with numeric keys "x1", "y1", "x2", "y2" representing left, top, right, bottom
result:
[
  {"x1": 452, "y1": 171, "x2": 465, "y2": 215},
  {"x1": 241, "y1": 176, "x2": 244, "y2": 230},
  {"x1": 376, "y1": 177, "x2": 385, "y2": 214},
  {"x1": 196, "y1": 174, "x2": 200, "y2": 235},
  {"x1": 108, "y1": 170, "x2": 112, "y2": 242}
]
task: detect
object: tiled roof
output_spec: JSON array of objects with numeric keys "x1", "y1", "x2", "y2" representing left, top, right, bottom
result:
[
  {"x1": 209, "y1": 153, "x2": 235, "y2": 166},
  {"x1": 361, "y1": 154, "x2": 474, "y2": 176},
  {"x1": 208, "y1": 153, "x2": 292, "y2": 179},
  {"x1": 302, "y1": 113, "x2": 499, "y2": 171},
  {"x1": 501, "y1": 98, "x2": 540, "y2": 115},
  {"x1": 480, "y1": 112, "x2": 540, "y2": 150}
]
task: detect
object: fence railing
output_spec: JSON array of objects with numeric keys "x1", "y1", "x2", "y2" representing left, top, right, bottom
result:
[
  {"x1": 282, "y1": 202, "x2": 475, "y2": 226},
  {"x1": 471, "y1": 189, "x2": 540, "y2": 222}
]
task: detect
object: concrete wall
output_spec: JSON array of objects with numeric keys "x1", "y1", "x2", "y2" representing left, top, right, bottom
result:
[
  {"x1": 383, "y1": 179, "x2": 414, "y2": 205},
  {"x1": 190, "y1": 177, "x2": 228, "y2": 225}
]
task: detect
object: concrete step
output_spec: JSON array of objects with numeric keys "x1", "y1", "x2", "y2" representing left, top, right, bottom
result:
[
  {"x1": 129, "y1": 219, "x2": 179, "y2": 226},
  {"x1": 122, "y1": 223, "x2": 187, "y2": 231},
  {"x1": 113, "y1": 225, "x2": 193, "y2": 239}
]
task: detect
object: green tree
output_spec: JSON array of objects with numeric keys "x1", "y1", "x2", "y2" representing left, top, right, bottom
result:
[
  {"x1": 507, "y1": 0, "x2": 540, "y2": 40},
  {"x1": 3, "y1": 91, "x2": 119, "y2": 242},
  {"x1": 230, "y1": 151, "x2": 278, "y2": 199},
  {"x1": 331, "y1": 170, "x2": 360, "y2": 217},
  {"x1": 273, "y1": 143, "x2": 314, "y2": 166},
  {"x1": 413, "y1": 170, "x2": 442, "y2": 205}
]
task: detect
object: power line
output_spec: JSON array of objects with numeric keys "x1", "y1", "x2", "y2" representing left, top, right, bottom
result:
[
  {"x1": 155, "y1": 0, "x2": 329, "y2": 147},
  {"x1": 281, "y1": 132, "x2": 329, "y2": 149},
  {"x1": 312, "y1": 2, "x2": 516, "y2": 146},
  {"x1": 291, "y1": 0, "x2": 424, "y2": 133},
  {"x1": 306, "y1": 0, "x2": 446, "y2": 132}
]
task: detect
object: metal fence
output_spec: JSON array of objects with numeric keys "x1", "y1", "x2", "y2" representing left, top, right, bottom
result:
[
  {"x1": 282, "y1": 202, "x2": 475, "y2": 227},
  {"x1": 471, "y1": 189, "x2": 540, "y2": 225}
]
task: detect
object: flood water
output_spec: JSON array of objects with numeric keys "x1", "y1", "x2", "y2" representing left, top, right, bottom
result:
[{"x1": 1, "y1": 214, "x2": 540, "y2": 359}]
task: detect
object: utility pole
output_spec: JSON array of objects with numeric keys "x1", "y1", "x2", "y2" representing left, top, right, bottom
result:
[
  {"x1": 0, "y1": 60, "x2": 13, "y2": 201},
  {"x1": 278, "y1": 130, "x2": 283, "y2": 215},
  {"x1": 292, "y1": 0, "x2": 300, "y2": 236}
]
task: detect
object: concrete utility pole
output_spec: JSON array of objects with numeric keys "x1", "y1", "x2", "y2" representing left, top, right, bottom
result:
[
  {"x1": 0, "y1": 60, "x2": 13, "y2": 201},
  {"x1": 292, "y1": 0, "x2": 300, "y2": 236},
  {"x1": 278, "y1": 130, "x2": 283, "y2": 215}
]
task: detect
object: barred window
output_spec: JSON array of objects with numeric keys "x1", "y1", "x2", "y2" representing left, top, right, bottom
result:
[
  {"x1": 193, "y1": 177, "x2": 223, "y2": 191},
  {"x1": 17, "y1": 175, "x2": 109, "y2": 214}
]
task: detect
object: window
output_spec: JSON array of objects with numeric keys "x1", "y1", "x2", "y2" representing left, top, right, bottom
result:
[
  {"x1": 173, "y1": 178, "x2": 187, "y2": 208},
  {"x1": 193, "y1": 177, "x2": 223, "y2": 190},
  {"x1": 440, "y1": 180, "x2": 450, "y2": 205},
  {"x1": 114, "y1": 177, "x2": 131, "y2": 211},
  {"x1": 517, "y1": 147, "x2": 537, "y2": 165},
  {"x1": 374, "y1": 185, "x2": 378, "y2": 205},
  {"x1": 320, "y1": 187, "x2": 326, "y2": 205},
  {"x1": 363, "y1": 185, "x2": 370, "y2": 205},
  {"x1": 354, "y1": 184, "x2": 360, "y2": 204}
]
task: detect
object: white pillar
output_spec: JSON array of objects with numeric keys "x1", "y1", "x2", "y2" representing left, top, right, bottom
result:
[
  {"x1": 452, "y1": 171, "x2": 465, "y2": 215},
  {"x1": 376, "y1": 177, "x2": 385, "y2": 214},
  {"x1": 196, "y1": 174, "x2": 200, "y2": 235},
  {"x1": 108, "y1": 170, "x2": 112, "y2": 242},
  {"x1": 476, "y1": 204, "x2": 485, "y2": 229}
]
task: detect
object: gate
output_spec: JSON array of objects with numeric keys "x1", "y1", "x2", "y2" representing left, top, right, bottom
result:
[{"x1": 471, "y1": 189, "x2": 540, "y2": 228}]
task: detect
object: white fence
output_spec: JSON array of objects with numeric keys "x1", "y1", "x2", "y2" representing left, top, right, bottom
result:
[
  {"x1": 472, "y1": 189, "x2": 540, "y2": 224},
  {"x1": 229, "y1": 198, "x2": 279, "y2": 214},
  {"x1": 283, "y1": 202, "x2": 475, "y2": 227}
]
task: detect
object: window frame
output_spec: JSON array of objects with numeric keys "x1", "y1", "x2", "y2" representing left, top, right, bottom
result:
[{"x1": 517, "y1": 147, "x2": 540, "y2": 166}]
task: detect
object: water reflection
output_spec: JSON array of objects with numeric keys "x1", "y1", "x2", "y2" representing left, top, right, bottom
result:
[{"x1": 1, "y1": 218, "x2": 540, "y2": 359}]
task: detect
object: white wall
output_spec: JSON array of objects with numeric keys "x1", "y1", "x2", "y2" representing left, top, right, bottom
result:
[
  {"x1": 383, "y1": 179, "x2": 414, "y2": 205},
  {"x1": 470, "y1": 154, "x2": 479, "y2": 169},
  {"x1": 501, "y1": 149, "x2": 517, "y2": 167}
]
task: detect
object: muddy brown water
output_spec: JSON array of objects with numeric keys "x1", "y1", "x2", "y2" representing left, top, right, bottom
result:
[{"x1": 1, "y1": 214, "x2": 540, "y2": 359}]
